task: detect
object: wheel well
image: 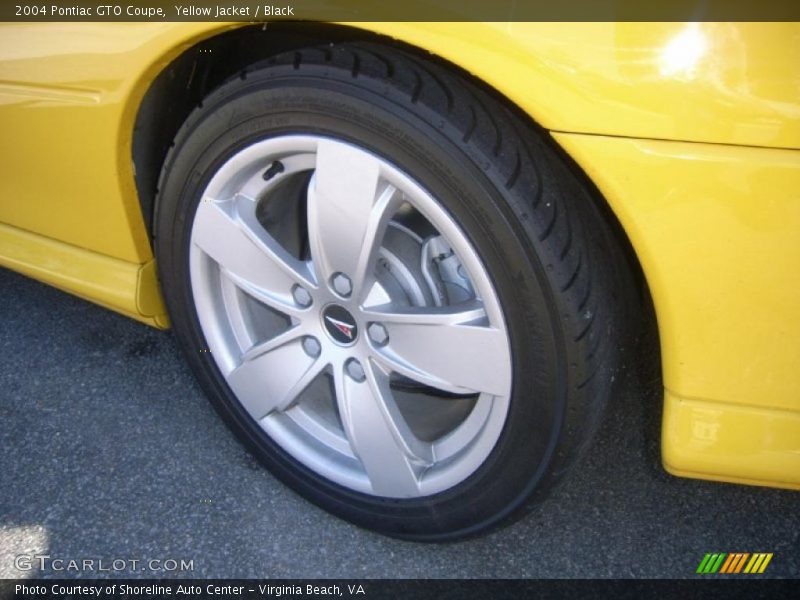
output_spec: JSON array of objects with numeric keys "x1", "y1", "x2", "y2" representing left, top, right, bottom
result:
[
  {"x1": 133, "y1": 23, "x2": 366, "y2": 235},
  {"x1": 132, "y1": 22, "x2": 656, "y2": 345}
]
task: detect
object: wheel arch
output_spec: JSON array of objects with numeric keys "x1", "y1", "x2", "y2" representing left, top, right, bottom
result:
[{"x1": 130, "y1": 21, "x2": 658, "y2": 379}]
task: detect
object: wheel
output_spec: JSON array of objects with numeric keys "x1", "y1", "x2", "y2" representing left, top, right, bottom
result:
[{"x1": 154, "y1": 42, "x2": 628, "y2": 540}]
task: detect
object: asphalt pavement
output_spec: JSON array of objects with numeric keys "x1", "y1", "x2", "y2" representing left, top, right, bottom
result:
[{"x1": 1, "y1": 266, "x2": 798, "y2": 578}]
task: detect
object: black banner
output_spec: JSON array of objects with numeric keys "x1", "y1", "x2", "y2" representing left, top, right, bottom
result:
[
  {"x1": 1, "y1": 579, "x2": 798, "y2": 600},
  {"x1": 2, "y1": 0, "x2": 800, "y2": 22}
]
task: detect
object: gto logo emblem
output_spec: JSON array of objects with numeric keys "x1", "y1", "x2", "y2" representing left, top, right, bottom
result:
[
  {"x1": 322, "y1": 305, "x2": 358, "y2": 345},
  {"x1": 325, "y1": 316, "x2": 355, "y2": 340}
]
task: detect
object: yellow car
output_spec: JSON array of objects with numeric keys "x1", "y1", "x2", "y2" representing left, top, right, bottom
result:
[{"x1": 0, "y1": 21, "x2": 798, "y2": 540}]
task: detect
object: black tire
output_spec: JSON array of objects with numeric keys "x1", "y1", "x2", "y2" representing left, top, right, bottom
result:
[{"x1": 154, "y1": 42, "x2": 631, "y2": 541}]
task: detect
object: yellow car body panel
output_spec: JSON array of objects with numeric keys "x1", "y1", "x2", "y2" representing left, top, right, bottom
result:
[
  {"x1": 663, "y1": 391, "x2": 800, "y2": 491},
  {"x1": 0, "y1": 21, "x2": 798, "y2": 489},
  {"x1": 371, "y1": 22, "x2": 800, "y2": 150},
  {"x1": 0, "y1": 23, "x2": 226, "y2": 264},
  {"x1": 554, "y1": 134, "x2": 800, "y2": 412},
  {"x1": 0, "y1": 221, "x2": 167, "y2": 327},
  {"x1": 554, "y1": 134, "x2": 800, "y2": 488}
]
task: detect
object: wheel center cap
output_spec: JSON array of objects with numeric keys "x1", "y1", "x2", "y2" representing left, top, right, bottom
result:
[{"x1": 322, "y1": 304, "x2": 358, "y2": 345}]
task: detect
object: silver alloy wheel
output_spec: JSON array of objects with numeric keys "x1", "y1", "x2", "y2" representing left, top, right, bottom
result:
[{"x1": 189, "y1": 135, "x2": 512, "y2": 498}]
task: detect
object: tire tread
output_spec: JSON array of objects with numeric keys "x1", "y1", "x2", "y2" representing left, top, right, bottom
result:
[{"x1": 155, "y1": 40, "x2": 632, "y2": 540}]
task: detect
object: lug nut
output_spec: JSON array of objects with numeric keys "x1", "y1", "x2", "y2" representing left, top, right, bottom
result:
[
  {"x1": 292, "y1": 285, "x2": 312, "y2": 308},
  {"x1": 345, "y1": 358, "x2": 365, "y2": 382},
  {"x1": 367, "y1": 323, "x2": 389, "y2": 346},
  {"x1": 331, "y1": 272, "x2": 352, "y2": 297},
  {"x1": 302, "y1": 337, "x2": 321, "y2": 358}
]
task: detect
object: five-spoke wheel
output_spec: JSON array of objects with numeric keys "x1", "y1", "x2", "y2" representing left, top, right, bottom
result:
[
  {"x1": 155, "y1": 43, "x2": 627, "y2": 539},
  {"x1": 190, "y1": 136, "x2": 511, "y2": 498}
]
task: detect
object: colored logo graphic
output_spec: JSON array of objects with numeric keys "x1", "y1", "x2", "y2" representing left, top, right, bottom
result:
[
  {"x1": 696, "y1": 553, "x2": 773, "y2": 574},
  {"x1": 321, "y1": 304, "x2": 358, "y2": 346}
]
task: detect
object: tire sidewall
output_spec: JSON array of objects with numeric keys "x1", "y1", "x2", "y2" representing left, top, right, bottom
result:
[{"x1": 155, "y1": 75, "x2": 567, "y2": 540}]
